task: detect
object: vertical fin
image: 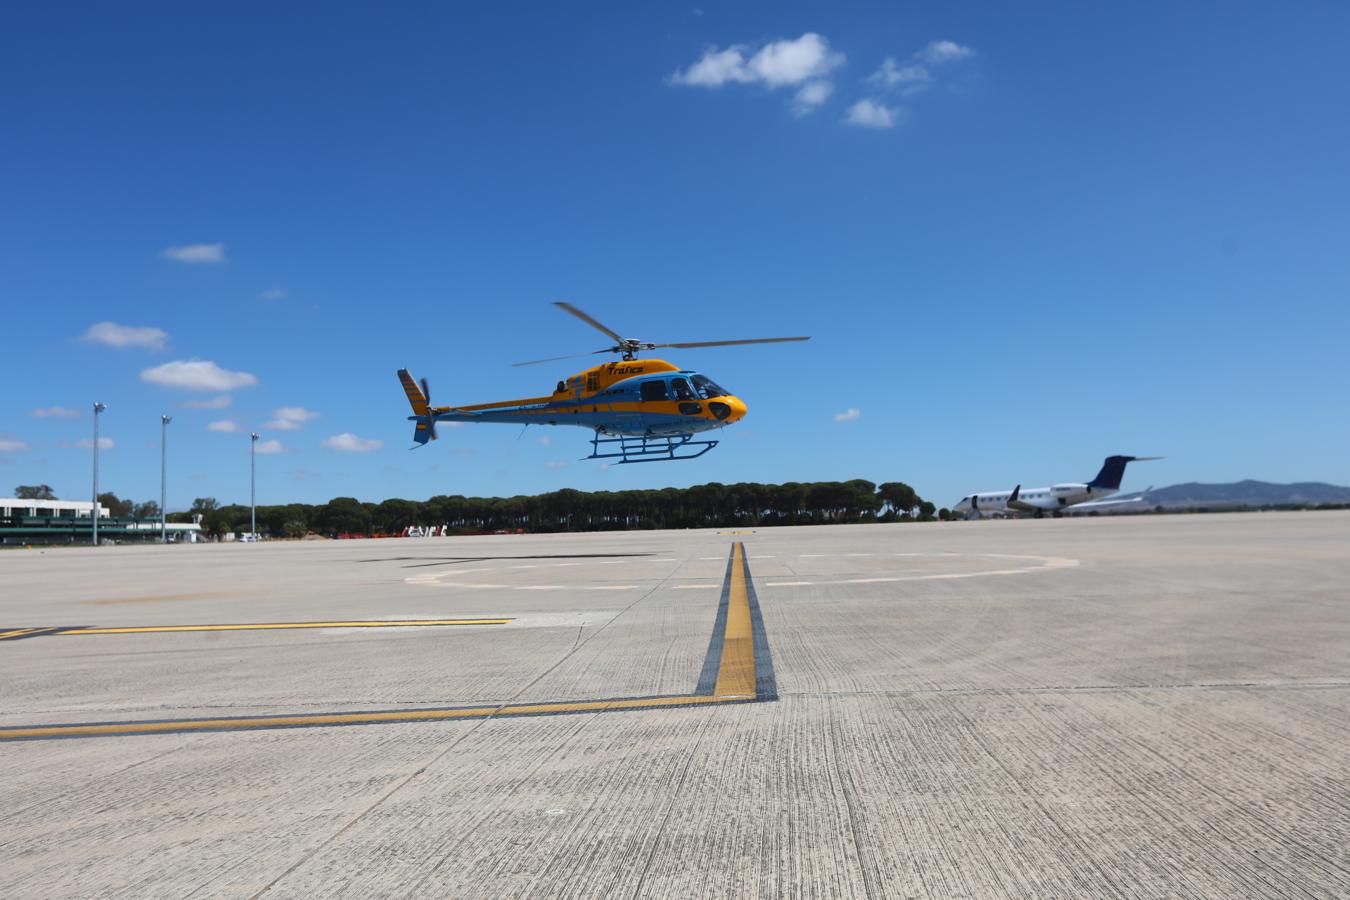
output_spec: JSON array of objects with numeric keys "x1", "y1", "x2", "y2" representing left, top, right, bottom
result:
[{"x1": 398, "y1": 369, "x2": 430, "y2": 417}]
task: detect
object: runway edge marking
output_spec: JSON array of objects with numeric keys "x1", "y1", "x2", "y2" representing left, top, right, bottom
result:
[{"x1": 0, "y1": 543, "x2": 775, "y2": 742}]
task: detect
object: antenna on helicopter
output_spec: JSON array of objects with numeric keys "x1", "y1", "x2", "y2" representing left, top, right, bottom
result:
[{"x1": 511, "y1": 302, "x2": 810, "y2": 366}]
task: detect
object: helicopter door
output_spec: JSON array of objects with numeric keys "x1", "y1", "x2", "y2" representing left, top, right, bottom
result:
[{"x1": 670, "y1": 377, "x2": 701, "y2": 415}]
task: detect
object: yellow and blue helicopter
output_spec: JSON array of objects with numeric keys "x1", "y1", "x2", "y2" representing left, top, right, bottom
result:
[{"x1": 398, "y1": 302, "x2": 809, "y2": 463}]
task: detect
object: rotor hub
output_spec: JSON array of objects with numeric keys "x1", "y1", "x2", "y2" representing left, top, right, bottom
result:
[{"x1": 616, "y1": 338, "x2": 655, "y2": 360}]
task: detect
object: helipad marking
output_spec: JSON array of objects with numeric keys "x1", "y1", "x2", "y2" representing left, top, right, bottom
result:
[
  {"x1": 0, "y1": 544, "x2": 775, "y2": 742},
  {"x1": 761, "y1": 553, "x2": 1078, "y2": 587}
]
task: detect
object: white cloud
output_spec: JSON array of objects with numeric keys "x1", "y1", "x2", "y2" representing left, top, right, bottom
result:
[
  {"x1": 546, "y1": 460, "x2": 569, "y2": 470},
  {"x1": 670, "y1": 33, "x2": 844, "y2": 113},
  {"x1": 670, "y1": 45, "x2": 754, "y2": 87},
  {"x1": 79, "y1": 321, "x2": 169, "y2": 350},
  {"x1": 866, "y1": 58, "x2": 930, "y2": 94},
  {"x1": 917, "y1": 40, "x2": 974, "y2": 65},
  {"x1": 264, "y1": 406, "x2": 319, "y2": 431},
  {"x1": 746, "y1": 33, "x2": 844, "y2": 86},
  {"x1": 844, "y1": 100, "x2": 900, "y2": 129},
  {"x1": 254, "y1": 439, "x2": 285, "y2": 454},
  {"x1": 207, "y1": 419, "x2": 242, "y2": 432},
  {"x1": 161, "y1": 243, "x2": 225, "y2": 264},
  {"x1": 181, "y1": 395, "x2": 233, "y2": 409},
  {"x1": 792, "y1": 80, "x2": 834, "y2": 116},
  {"x1": 140, "y1": 360, "x2": 259, "y2": 391},
  {"x1": 68, "y1": 437, "x2": 115, "y2": 449},
  {"x1": 258, "y1": 286, "x2": 287, "y2": 301},
  {"x1": 834, "y1": 408, "x2": 862, "y2": 422},
  {"x1": 538, "y1": 434, "x2": 553, "y2": 446},
  {"x1": 30, "y1": 406, "x2": 80, "y2": 419},
  {"x1": 0, "y1": 438, "x2": 31, "y2": 452},
  {"x1": 322, "y1": 432, "x2": 383, "y2": 453},
  {"x1": 851, "y1": 41, "x2": 975, "y2": 128}
]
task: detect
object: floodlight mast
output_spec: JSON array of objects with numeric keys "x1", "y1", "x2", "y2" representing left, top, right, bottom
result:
[
  {"x1": 250, "y1": 433, "x2": 259, "y2": 541},
  {"x1": 92, "y1": 402, "x2": 107, "y2": 546},
  {"x1": 160, "y1": 415, "x2": 171, "y2": 543}
]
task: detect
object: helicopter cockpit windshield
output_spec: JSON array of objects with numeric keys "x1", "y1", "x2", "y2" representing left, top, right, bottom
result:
[{"x1": 691, "y1": 374, "x2": 729, "y2": 400}]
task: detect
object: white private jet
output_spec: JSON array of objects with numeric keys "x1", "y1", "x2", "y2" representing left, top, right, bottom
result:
[{"x1": 953, "y1": 455, "x2": 1161, "y2": 519}]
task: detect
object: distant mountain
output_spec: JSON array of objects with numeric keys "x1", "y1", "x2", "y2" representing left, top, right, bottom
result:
[{"x1": 1144, "y1": 480, "x2": 1350, "y2": 508}]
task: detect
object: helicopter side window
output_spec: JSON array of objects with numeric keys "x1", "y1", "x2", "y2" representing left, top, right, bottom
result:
[
  {"x1": 691, "y1": 375, "x2": 729, "y2": 400},
  {"x1": 670, "y1": 378, "x2": 696, "y2": 401},
  {"x1": 639, "y1": 379, "x2": 668, "y2": 402}
]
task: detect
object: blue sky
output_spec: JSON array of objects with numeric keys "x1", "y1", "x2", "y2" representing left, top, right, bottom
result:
[{"x1": 3, "y1": 1, "x2": 1348, "y2": 510}]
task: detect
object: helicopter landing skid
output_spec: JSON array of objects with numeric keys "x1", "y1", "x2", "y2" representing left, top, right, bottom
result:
[{"x1": 587, "y1": 431, "x2": 718, "y2": 464}]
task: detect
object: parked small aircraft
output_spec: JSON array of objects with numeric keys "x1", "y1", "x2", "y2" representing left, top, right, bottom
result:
[
  {"x1": 953, "y1": 455, "x2": 1161, "y2": 519},
  {"x1": 398, "y1": 302, "x2": 809, "y2": 463}
]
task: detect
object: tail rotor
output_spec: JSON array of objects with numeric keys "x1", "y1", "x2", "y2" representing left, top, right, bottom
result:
[{"x1": 419, "y1": 377, "x2": 438, "y2": 443}]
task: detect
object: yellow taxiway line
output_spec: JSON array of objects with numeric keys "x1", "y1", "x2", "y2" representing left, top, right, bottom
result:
[
  {"x1": 0, "y1": 695, "x2": 734, "y2": 741},
  {"x1": 53, "y1": 619, "x2": 512, "y2": 635},
  {"x1": 713, "y1": 542, "x2": 756, "y2": 699},
  {"x1": 0, "y1": 543, "x2": 765, "y2": 741}
]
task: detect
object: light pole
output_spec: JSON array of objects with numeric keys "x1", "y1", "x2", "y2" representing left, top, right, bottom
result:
[
  {"x1": 160, "y1": 415, "x2": 171, "y2": 543},
  {"x1": 92, "y1": 402, "x2": 107, "y2": 546},
  {"x1": 250, "y1": 432, "x2": 259, "y2": 540}
]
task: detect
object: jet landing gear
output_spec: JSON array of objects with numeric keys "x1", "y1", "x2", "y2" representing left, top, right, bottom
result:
[{"x1": 1052, "y1": 510, "x2": 1064, "y2": 518}]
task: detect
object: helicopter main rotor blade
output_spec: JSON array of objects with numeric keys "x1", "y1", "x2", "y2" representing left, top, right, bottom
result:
[
  {"x1": 554, "y1": 302, "x2": 625, "y2": 344},
  {"x1": 651, "y1": 336, "x2": 812, "y2": 350},
  {"x1": 511, "y1": 349, "x2": 611, "y2": 368}
]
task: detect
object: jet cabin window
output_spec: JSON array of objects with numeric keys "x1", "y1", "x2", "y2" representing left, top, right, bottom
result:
[
  {"x1": 670, "y1": 378, "x2": 696, "y2": 401},
  {"x1": 639, "y1": 380, "x2": 668, "y2": 402},
  {"x1": 691, "y1": 375, "x2": 729, "y2": 400}
]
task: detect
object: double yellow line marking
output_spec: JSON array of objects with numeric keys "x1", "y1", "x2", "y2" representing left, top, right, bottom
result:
[
  {"x1": 0, "y1": 543, "x2": 767, "y2": 741},
  {"x1": 0, "y1": 627, "x2": 50, "y2": 640},
  {"x1": 0, "y1": 619, "x2": 511, "y2": 640}
]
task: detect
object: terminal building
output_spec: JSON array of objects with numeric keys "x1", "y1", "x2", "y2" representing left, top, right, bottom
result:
[
  {"x1": 0, "y1": 498, "x2": 202, "y2": 544},
  {"x1": 1, "y1": 498, "x2": 110, "y2": 519}
]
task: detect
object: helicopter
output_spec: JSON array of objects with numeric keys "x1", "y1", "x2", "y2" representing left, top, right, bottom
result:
[{"x1": 398, "y1": 302, "x2": 809, "y2": 463}]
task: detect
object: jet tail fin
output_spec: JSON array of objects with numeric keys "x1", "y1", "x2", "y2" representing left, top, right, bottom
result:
[{"x1": 1088, "y1": 455, "x2": 1162, "y2": 490}]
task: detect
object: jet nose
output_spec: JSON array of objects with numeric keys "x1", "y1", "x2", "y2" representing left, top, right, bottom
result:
[{"x1": 708, "y1": 395, "x2": 747, "y2": 423}]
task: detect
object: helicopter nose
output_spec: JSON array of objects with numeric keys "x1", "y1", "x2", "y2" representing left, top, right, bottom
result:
[{"x1": 708, "y1": 395, "x2": 747, "y2": 423}]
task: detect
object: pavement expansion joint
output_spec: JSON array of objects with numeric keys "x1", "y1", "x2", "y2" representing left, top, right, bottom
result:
[{"x1": 0, "y1": 542, "x2": 777, "y2": 742}]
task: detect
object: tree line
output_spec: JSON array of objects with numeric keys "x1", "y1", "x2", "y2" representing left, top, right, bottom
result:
[
  {"x1": 15, "y1": 481, "x2": 950, "y2": 537},
  {"x1": 200, "y1": 481, "x2": 944, "y2": 537}
]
